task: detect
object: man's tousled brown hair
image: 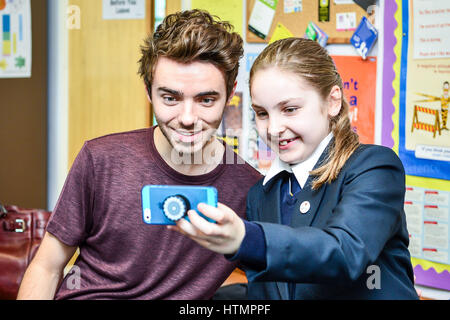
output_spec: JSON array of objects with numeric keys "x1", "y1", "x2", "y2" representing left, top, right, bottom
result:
[{"x1": 138, "y1": 9, "x2": 243, "y2": 99}]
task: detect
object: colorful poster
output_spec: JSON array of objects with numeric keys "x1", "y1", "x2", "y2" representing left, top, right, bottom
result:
[
  {"x1": 192, "y1": 0, "x2": 243, "y2": 37},
  {"x1": 405, "y1": 176, "x2": 450, "y2": 291},
  {"x1": 332, "y1": 55, "x2": 377, "y2": 144},
  {"x1": 405, "y1": 186, "x2": 450, "y2": 266},
  {"x1": 0, "y1": 0, "x2": 31, "y2": 78},
  {"x1": 399, "y1": 0, "x2": 450, "y2": 180},
  {"x1": 412, "y1": 0, "x2": 450, "y2": 60},
  {"x1": 384, "y1": 0, "x2": 450, "y2": 291}
]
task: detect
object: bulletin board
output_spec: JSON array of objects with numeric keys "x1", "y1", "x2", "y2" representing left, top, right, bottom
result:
[
  {"x1": 382, "y1": 0, "x2": 450, "y2": 292},
  {"x1": 246, "y1": 0, "x2": 369, "y2": 44}
]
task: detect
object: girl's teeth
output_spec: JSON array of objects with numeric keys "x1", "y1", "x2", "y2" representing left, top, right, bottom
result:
[{"x1": 280, "y1": 138, "x2": 296, "y2": 146}]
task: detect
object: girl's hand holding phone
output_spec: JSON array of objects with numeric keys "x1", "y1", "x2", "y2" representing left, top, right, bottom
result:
[{"x1": 168, "y1": 202, "x2": 245, "y2": 255}]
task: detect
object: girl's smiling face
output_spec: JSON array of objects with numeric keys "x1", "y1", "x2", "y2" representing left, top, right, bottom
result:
[{"x1": 251, "y1": 66, "x2": 341, "y2": 165}]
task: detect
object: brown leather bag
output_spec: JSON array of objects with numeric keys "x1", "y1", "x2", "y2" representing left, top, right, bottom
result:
[{"x1": 0, "y1": 204, "x2": 51, "y2": 300}]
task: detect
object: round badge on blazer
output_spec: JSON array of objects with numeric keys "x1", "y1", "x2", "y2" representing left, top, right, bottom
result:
[{"x1": 299, "y1": 201, "x2": 310, "y2": 214}]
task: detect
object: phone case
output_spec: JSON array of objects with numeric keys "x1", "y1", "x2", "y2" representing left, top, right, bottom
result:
[{"x1": 142, "y1": 185, "x2": 218, "y2": 225}]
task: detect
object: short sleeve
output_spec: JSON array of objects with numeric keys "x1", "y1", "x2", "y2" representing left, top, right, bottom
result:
[{"x1": 46, "y1": 143, "x2": 95, "y2": 247}]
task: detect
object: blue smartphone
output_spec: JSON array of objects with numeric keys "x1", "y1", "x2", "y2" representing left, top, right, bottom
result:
[{"x1": 141, "y1": 185, "x2": 218, "y2": 225}]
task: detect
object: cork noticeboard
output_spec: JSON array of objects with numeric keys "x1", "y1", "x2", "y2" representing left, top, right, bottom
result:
[{"x1": 246, "y1": 0, "x2": 369, "y2": 44}]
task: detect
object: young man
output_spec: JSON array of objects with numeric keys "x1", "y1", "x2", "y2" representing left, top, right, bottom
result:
[{"x1": 17, "y1": 9, "x2": 261, "y2": 300}]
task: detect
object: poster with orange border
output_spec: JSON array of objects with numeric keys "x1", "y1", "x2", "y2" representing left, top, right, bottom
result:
[
  {"x1": 383, "y1": 0, "x2": 450, "y2": 292},
  {"x1": 332, "y1": 55, "x2": 377, "y2": 144}
]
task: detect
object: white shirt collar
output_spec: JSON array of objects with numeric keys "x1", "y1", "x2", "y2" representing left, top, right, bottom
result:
[{"x1": 263, "y1": 132, "x2": 333, "y2": 188}]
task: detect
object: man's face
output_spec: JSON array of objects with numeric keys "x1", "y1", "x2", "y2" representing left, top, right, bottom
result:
[{"x1": 151, "y1": 57, "x2": 230, "y2": 157}]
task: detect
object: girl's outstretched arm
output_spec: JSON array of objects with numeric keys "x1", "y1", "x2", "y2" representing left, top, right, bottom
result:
[{"x1": 169, "y1": 202, "x2": 246, "y2": 255}]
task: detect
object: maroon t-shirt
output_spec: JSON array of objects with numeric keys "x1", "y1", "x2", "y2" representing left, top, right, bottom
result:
[{"x1": 47, "y1": 127, "x2": 262, "y2": 300}]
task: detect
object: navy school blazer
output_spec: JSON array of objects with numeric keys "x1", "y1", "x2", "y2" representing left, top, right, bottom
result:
[{"x1": 244, "y1": 144, "x2": 419, "y2": 300}]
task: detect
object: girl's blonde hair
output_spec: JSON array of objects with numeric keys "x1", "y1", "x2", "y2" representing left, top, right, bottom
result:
[{"x1": 249, "y1": 38, "x2": 360, "y2": 189}]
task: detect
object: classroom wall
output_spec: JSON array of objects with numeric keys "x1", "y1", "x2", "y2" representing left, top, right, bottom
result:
[
  {"x1": 67, "y1": 0, "x2": 152, "y2": 169},
  {"x1": 47, "y1": 0, "x2": 153, "y2": 210},
  {"x1": 0, "y1": 0, "x2": 48, "y2": 209}
]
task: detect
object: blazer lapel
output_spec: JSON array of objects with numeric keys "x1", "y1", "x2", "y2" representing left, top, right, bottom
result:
[
  {"x1": 261, "y1": 175, "x2": 289, "y2": 299},
  {"x1": 260, "y1": 174, "x2": 283, "y2": 224},
  {"x1": 290, "y1": 139, "x2": 332, "y2": 227}
]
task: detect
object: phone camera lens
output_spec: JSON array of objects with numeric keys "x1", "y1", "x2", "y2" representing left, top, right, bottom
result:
[{"x1": 162, "y1": 195, "x2": 190, "y2": 221}]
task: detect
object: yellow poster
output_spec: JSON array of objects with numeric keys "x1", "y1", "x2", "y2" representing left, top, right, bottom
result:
[
  {"x1": 269, "y1": 22, "x2": 294, "y2": 44},
  {"x1": 398, "y1": 0, "x2": 450, "y2": 180},
  {"x1": 391, "y1": 0, "x2": 450, "y2": 291},
  {"x1": 191, "y1": 0, "x2": 243, "y2": 37}
]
